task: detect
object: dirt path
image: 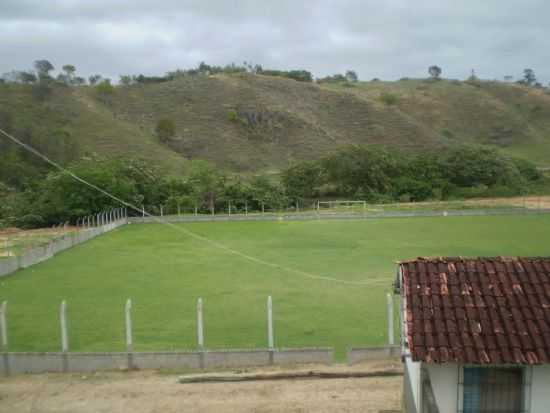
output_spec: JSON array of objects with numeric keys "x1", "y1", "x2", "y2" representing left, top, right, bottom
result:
[{"x1": 0, "y1": 362, "x2": 403, "y2": 413}]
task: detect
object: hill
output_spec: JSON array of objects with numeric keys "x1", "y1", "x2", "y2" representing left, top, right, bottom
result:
[{"x1": 1, "y1": 74, "x2": 550, "y2": 175}]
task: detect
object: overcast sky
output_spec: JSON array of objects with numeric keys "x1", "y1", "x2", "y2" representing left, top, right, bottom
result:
[{"x1": 1, "y1": 0, "x2": 548, "y2": 84}]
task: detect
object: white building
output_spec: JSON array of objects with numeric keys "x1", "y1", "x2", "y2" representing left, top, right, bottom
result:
[{"x1": 398, "y1": 257, "x2": 550, "y2": 413}]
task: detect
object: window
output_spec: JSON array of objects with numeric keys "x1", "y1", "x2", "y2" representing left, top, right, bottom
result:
[{"x1": 462, "y1": 367, "x2": 523, "y2": 413}]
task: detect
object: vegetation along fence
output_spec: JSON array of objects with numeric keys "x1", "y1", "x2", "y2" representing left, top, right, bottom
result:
[{"x1": 0, "y1": 294, "x2": 398, "y2": 375}]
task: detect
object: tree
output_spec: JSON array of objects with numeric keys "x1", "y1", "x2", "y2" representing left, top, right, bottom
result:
[
  {"x1": 88, "y1": 74, "x2": 102, "y2": 85},
  {"x1": 34, "y1": 60, "x2": 54, "y2": 82},
  {"x1": 95, "y1": 79, "x2": 114, "y2": 104},
  {"x1": 119, "y1": 75, "x2": 133, "y2": 86},
  {"x1": 281, "y1": 161, "x2": 324, "y2": 200},
  {"x1": 523, "y1": 68, "x2": 536, "y2": 86},
  {"x1": 428, "y1": 65, "x2": 442, "y2": 80},
  {"x1": 155, "y1": 118, "x2": 176, "y2": 142},
  {"x1": 345, "y1": 70, "x2": 358, "y2": 82},
  {"x1": 186, "y1": 161, "x2": 225, "y2": 213},
  {"x1": 61, "y1": 64, "x2": 76, "y2": 85},
  {"x1": 16, "y1": 71, "x2": 37, "y2": 84}
]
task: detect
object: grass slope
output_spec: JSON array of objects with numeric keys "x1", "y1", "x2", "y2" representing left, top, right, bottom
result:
[
  {"x1": 2, "y1": 215, "x2": 550, "y2": 358},
  {"x1": 2, "y1": 76, "x2": 550, "y2": 175}
]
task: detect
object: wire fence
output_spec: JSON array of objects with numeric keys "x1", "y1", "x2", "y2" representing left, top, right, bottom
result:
[
  {"x1": 0, "y1": 207, "x2": 127, "y2": 259},
  {"x1": 135, "y1": 196, "x2": 550, "y2": 219}
]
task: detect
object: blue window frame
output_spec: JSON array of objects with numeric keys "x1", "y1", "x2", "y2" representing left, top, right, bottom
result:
[{"x1": 462, "y1": 367, "x2": 523, "y2": 413}]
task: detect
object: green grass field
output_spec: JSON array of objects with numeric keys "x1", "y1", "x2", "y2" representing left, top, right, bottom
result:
[{"x1": 2, "y1": 215, "x2": 550, "y2": 358}]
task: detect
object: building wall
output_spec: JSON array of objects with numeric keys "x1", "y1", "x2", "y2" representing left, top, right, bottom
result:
[
  {"x1": 404, "y1": 357, "x2": 421, "y2": 412},
  {"x1": 414, "y1": 363, "x2": 550, "y2": 413},
  {"x1": 425, "y1": 364, "x2": 459, "y2": 412},
  {"x1": 531, "y1": 365, "x2": 550, "y2": 413}
]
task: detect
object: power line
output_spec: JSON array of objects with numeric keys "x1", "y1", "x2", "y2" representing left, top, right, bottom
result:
[{"x1": 0, "y1": 127, "x2": 385, "y2": 286}]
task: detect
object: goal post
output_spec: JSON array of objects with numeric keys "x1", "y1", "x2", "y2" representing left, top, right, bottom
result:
[{"x1": 317, "y1": 200, "x2": 367, "y2": 215}]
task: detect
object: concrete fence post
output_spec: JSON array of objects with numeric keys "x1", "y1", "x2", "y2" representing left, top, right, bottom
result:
[
  {"x1": 125, "y1": 299, "x2": 133, "y2": 369},
  {"x1": 228, "y1": 201, "x2": 232, "y2": 216},
  {"x1": 245, "y1": 200, "x2": 248, "y2": 216},
  {"x1": 386, "y1": 293, "x2": 394, "y2": 346},
  {"x1": 267, "y1": 296, "x2": 274, "y2": 349},
  {"x1": 197, "y1": 297, "x2": 205, "y2": 368},
  {"x1": 1, "y1": 301, "x2": 9, "y2": 376},
  {"x1": 142, "y1": 205, "x2": 145, "y2": 218},
  {"x1": 1, "y1": 301, "x2": 8, "y2": 351},
  {"x1": 267, "y1": 296, "x2": 274, "y2": 364},
  {"x1": 60, "y1": 300, "x2": 69, "y2": 371},
  {"x1": 261, "y1": 202, "x2": 265, "y2": 214},
  {"x1": 197, "y1": 298, "x2": 204, "y2": 349},
  {"x1": 160, "y1": 205, "x2": 164, "y2": 217},
  {"x1": 60, "y1": 300, "x2": 69, "y2": 352}
]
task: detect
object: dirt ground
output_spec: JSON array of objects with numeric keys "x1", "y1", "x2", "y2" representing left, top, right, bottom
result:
[{"x1": 0, "y1": 362, "x2": 403, "y2": 413}]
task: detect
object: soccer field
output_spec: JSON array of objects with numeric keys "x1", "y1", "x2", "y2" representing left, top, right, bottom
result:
[{"x1": 2, "y1": 215, "x2": 550, "y2": 358}]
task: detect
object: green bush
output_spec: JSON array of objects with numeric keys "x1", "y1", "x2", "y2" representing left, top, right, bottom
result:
[
  {"x1": 227, "y1": 109, "x2": 238, "y2": 122},
  {"x1": 380, "y1": 92, "x2": 399, "y2": 105},
  {"x1": 155, "y1": 118, "x2": 176, "y2": 142}
]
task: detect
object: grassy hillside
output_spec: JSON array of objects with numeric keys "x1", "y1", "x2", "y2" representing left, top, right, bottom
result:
[{"x1": 1, "y1": 75, "x2": 550, "y2": 175}]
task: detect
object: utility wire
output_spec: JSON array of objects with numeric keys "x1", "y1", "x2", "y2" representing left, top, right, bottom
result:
[{"x1": 0, "y1": 127, "x2": 385, "y2": 286}]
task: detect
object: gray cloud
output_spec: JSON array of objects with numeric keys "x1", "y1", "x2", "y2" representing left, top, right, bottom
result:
[{"x1": 0, "y1": 0, "x2": 548, "y2": 83}]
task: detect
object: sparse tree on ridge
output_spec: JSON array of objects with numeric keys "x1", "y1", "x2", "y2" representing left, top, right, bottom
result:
[
  {"x1": 428, "y1": 65, "x2": 442, "y2": 80},
  {"x1": 119, "y1": 75, "x2": 133, "y2": 86},
  {"x1": 345, "y1": 70, "x2": 358, "y2": 82},
  {"x1": 522, "y1": 68, "x2": 536, "y2": 86},
  {"x1": 17, "y1": 71, "x2": 37, "y2": 84},
  {"x1": 34, "y1": 59, "x2": 54, "y2": 82},
  {"x1": 88, "y1": 74, "x2": 102, "y2": 85},
  {"x1": 62, "y1": 64, "x2": 76, "y2": 84}
]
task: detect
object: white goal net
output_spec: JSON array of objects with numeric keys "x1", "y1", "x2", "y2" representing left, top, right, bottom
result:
[{"x1": 317, "y1": 200, "x2": 367, "y2": 215}]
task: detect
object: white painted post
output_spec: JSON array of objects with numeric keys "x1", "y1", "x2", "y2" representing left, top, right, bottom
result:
[
  {"x1": 60, "y1": 300, "x2": 69, "y2": 352},
  {"x1": 125, "y1": 299, "x2": 133, "y2": 352},
  {"x1": 142, "y1": 205, "x2": 145, "y2": 217},
  {"x1": 197, "y1": 298, "x2": 204, "y2": 349},
  {"x1": 267, "y1": 296, "x2": 274, "y2": 349},
  {"x1": 245, "y1": 200, "x2": 248, "y2": 216},
  {"x1": 1, "y1": 301, "x2": 8, "y2": 375},
  {"x1": 228, "y1": 201, "x2": 232, "y2": 216},
  {"x1": 261, "y1": 202, "x2": 265, "y2": 214},
  {"x1": 0, "y1": 301, "x2": 7, "y2": 351},
  {"x1": 160, "y1": 205, "x2": 164, "y2": 217},
  {"x1": 386, "y1": 293, "x2": 394, "y2": 346}
]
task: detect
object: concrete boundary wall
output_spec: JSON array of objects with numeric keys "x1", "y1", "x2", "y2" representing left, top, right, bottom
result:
[
  {"x1": 0, "y1": 220, "x2": 127, "y2": 278},
  {"x1": 1, "y1": 348, "x2": 333, "y2": 375},
  {"x1": 129, "y1": 208, "x2": 550, "y2": 225},
  {"x1": 347, "y1": 346, "x2": 401, "y2": 364}
]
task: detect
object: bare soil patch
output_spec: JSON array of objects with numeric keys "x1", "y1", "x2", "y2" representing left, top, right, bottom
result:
[{"x1": 0, "y1": 361, "x2": 403, "y2": 413}]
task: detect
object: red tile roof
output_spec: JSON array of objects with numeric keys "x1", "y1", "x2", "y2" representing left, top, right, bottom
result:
[{"x1": 400, "y1": 257, "x2": 550, "y2": 365}]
